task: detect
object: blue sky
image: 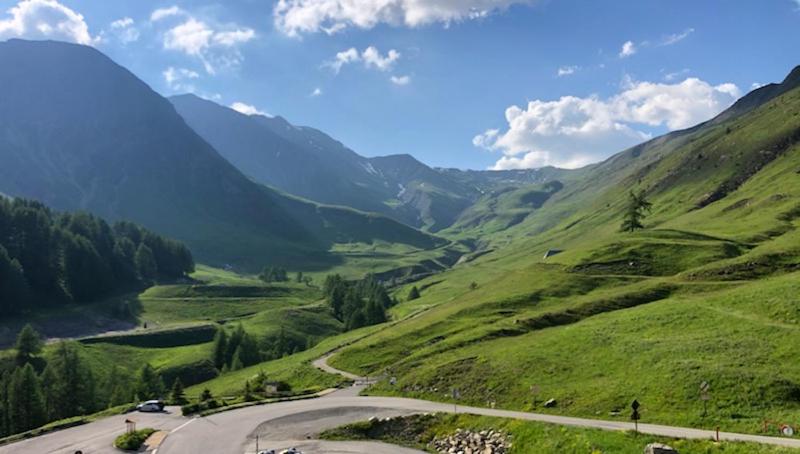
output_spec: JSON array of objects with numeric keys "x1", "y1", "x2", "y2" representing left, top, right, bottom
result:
[{"x1": 0, "y1": 0, "x2": 798, "y2": 170}]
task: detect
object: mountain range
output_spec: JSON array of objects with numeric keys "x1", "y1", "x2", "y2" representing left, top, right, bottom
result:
[
  {"x1": 170, "y1": 94, "x2": 565, "y2": 232},
  {"x1": 0, "y1": 39, "x2": 442, "y2": 270}
]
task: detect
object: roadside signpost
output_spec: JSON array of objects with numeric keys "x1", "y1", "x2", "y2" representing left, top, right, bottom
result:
[
  {"x1": 631, "y1": 400, "x2": 641, "y2": 433},
  {"x1": 452, "y1": 388, "x2": 461, "y2": 413},
  {"x1": 124, "y1": 418, "x2": 136, "y2": 434},
  {"x1": 700, "y1": 381, "x2": 711, "y2": 417}
]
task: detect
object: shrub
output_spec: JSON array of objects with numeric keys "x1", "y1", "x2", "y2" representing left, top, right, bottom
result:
[{"x1": 114, "y1": 428, "x2": 156, "y2": 451}]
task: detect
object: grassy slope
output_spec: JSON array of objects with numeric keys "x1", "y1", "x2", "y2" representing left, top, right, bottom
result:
[{"x1": 325, "y1": 84, "x2": 800, "y2": 436}]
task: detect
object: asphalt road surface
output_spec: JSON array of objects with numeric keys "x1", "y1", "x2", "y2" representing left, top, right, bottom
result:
[{"x1": 5, "y1": 355, "x2": 800, "y2": 453}]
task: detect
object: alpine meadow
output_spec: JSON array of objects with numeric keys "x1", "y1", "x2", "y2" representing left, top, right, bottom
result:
[{"x1": 0, "y1": 1, "x2": 798, "y2": 453}]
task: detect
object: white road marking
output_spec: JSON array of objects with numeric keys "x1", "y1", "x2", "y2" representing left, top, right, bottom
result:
[{"x1": 171, "y1": 418, "x2": 197, "y2": 434}]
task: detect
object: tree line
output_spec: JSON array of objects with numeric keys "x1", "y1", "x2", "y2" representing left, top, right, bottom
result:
[
  {"x1": 323, "y1": 274, "x2": 396, "y2": 330},
  {"x1": 0, "y1": 325, "x2": 175, "y2": 437},
  {"x1": 0, "y1": 197, "x2": 194, "y2": 316}
]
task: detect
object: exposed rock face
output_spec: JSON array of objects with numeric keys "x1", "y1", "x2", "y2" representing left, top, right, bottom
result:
[{"x1": 430, "y1": 428, "x2": 511, "y2": 454}]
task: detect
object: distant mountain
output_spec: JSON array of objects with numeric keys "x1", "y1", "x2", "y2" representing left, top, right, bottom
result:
[
  {"x1": 0, "y1": 39, "x2": 442, "y2": 270},
  {"x1": 171, "y1": 94, "x2": 566, "y2": 231}
]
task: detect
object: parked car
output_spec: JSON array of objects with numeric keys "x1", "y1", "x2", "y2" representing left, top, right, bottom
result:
[{"x1": 136, "y1": 400, "x2": 165, "y2": 412}]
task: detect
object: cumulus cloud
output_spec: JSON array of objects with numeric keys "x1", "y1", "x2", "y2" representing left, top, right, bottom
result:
[
  {"x1": 619, "y1": 40, "x2": 636, "y2": 58},
  {"x1": 475, "y1": 77, "x2": 741, "y2": 170},
  {"x1": 324, "y1": 46, "x2": 400, "y2": 74},
  {"x1": 390, "y1": 75, "x2": 411, "y2": 85},
  {"x1": 163, "y1": 66, "x2": 200, "y2": 92},
  {"x1": 109, "y1": 17, "x2": 139, "y2": 44},
  {"x1": 160, "y1": 15, "x2": 256, "y2": 74},
  {"x1": 230, "y1": 102, "x2": 267, "y2": 116},
  {"x1": 557, "y1": 65, "x2": 578, "y2": 77},
  {"x1": 0, "y1": 0, "x2": 93, "y2": 44},
  {"x1": 273, "y1": 0, "x2": 533, "y2": 36},
  {"x1": 310, "y1": 87, "x2": 323, "y2": 96},
  {"x1": 362, "y1": 46, "x2": 400, "y2": 71},
  {"x1": 151, "y1": 6, "x2": 184, "y2": 22}
]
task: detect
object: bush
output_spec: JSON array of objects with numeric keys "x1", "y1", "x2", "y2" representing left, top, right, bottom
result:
[
  {"x1": 181, "y1": 399, "x2": 225, "y2": 416},
  {"x1": 114, "y1": 428, "x2": 156, "y2": 451}
]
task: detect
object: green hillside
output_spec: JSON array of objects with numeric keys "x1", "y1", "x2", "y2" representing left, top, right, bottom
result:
[{"x1": 322, "y1": 69, "x2": 800, "y2": 436}]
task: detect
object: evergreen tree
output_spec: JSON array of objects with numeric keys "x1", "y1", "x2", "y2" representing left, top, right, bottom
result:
[
  {"x1": 39, "y1": 364, "x2": 58, "y2": 420},
  {"x1": 134, "y1": 364, "x2": 164, "y2": 400},
  {"x1": 8, "y1": 363, "x2": 45, "y2": 433},
  {"x1": 621, "y1": 190, "x2": 652, "y2": 232},
  {"x1": 236, "y1": 333, "x2": 261, "y2": 367},
  {"x1": 407, "y1": 286, "x2": 420, "y2": 301},
  {"x1": 0, "y1": 245, "x2": 28, "y2": 315},
  {"x1": 46, "y1": 342, "x2": 96, "y2": 420},
  {"x1": 211, "y1": 328, "x2": 228, "y2": 370},
  {"x1": 364, "y1": 297, "x2": 387, "y2": 325},
  {"x1": 225, "y1": 325, "x2": 245, "y2": 368},
  {"x1": 14, "y1": 324, "x2": 42, "y2": 365},
  {"x1": 134, "y1": 243, "x2": 158, "y2": 284},
  {"x1": 231, "y1": 351, "x2": 244, "y2": 371},
  {"x1": 295, "y1": 271, "x2": 303, "y2": 283},
  {"x1": 104, "y1": 365, "x2": 132, "y2": 407},
  {"x1": 170, "y1": 378, "x2": 187, "y2": 405}
]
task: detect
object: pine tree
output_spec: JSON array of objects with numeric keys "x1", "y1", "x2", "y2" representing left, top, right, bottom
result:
[
  {"x1": 407, "y1": 286, "x2": 421, "y2": 301},
  {"x1": 46, "y1": 342, "x2": 96, "y2": 419},
  {"x1": 8, "y1": 363, "x2": 45, "y2": 433},
  {"x1": 14, "y1": 324, "x2": 42, "y2": 365},
  {"x1": 104, "y1": 365, "x2": 132, "y2": 407},
  {"x1": 39, "y1": 364, "x2": 58, "y2": 420},
  {"x1": 231, "y1": 351, "x2": 244, "y2": 371},
  {"x1": 211, "y1": 328, "x2": 228, "y2": 370},
  {"x1": 621, "y1": 190, "x2": 652, "y2": 232},
  {"x1": 0, "y1": 245, "x2": 28, "y2": 316},
  {"x1": 225, "y1": 325, "x2": 245, "y2": 367},
  {"x1": 295, "y1": 271, "x2": 303, "y2": 283},
  {"x1": 134, "y1": 243, "x2": 158, "y2": 284},
  {"x1": 134, "y1": 364, "x2": 164, "y2": 400},
  {"x1": 170, "y1": 378, "x2": 187, "y2": 405}
]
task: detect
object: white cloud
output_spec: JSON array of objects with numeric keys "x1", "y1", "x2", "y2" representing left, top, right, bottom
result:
[
  {"x1": 390, "y1": 75, "x2": 411, "y2": 85},
  {"x1": 150, "y1": 6, "x2": 184, "y2": 22},
  {"x1": 230, "y1": 102, "x2": 267, "y2": 116},
  {"x1": 163, "y1": 66, "x2": 200, "y2": 92},
  {"x1": 750, "y1": 82, "x2": 765, "y2": 90},
  {"x1": 557, "y1": 65, "x2": 578, "y2": 77},
  {"x1": 362, "y1": 46, "x2": 400, "y2": 71},
  {"x1": 661, "y1": 28, "x2": 694, "y2": 46},
  {"x1": 161, "y1": 17, "x2": 256, "y2": 74},
  {"x1": 475, "y1": 77, "x2": 741, "y2": 169},
  {"x1": 213, "y1": 28, "x2": 255, "y2": 46},
  {"x1": 325, "y1": 47, "x2": 360, "y2": 73},
  {"x1": 310, "y1": 87, "x2": 323, "y2": 96},
  {"x1": 109, "y1": 17, "x2": 139, "y2": 44},
  {"x1": 619, "y1": 40, "x2": 636, "y2": 58},
  {"x1": 164, "y1": 18, "x2": 214, "y2": 55},
  {"x1": 325, "y1": 46, "x2": 400, "y2": 74},
  {"x1": 273, "y1": 0, "x2": 533, "y2": 37},
  {"x1": 0, "y1": 0, "x2": 93, "y2": 44}
]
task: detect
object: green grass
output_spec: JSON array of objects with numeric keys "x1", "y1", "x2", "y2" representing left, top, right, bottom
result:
[{"x1": 322, "y1": 413, "x2": 798, "y2": 454}]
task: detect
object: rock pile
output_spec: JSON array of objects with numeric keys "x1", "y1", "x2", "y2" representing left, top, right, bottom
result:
[{"x1": 430, "y1": 428, "x2": 511, "y2": 454}]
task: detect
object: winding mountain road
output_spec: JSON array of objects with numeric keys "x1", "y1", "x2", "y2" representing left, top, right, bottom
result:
[{"x1": 4, "y1": 353, "x2": 800, "y2": 453}]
